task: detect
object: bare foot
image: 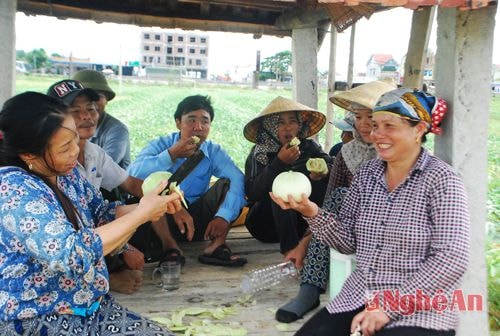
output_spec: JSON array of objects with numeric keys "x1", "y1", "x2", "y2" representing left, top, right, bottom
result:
[{"x1": 109, "y1": 269, "x2": 143, "y2": 294}]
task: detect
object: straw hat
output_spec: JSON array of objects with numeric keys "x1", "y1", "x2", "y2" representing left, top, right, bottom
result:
[
  {"x1": 243, "y1": 96, "x2": 326, "y2": 143},
  {"x1": 330, "y1": 79, "x2": 397, "y2": 111}
]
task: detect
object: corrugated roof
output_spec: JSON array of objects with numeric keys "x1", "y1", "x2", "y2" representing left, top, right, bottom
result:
[
  {"x1": 371, "y1": 54, "x2": 395, "y2": 65},
  {"x1": 319, "y1": 0, "x2": 497, "y2": 31}
]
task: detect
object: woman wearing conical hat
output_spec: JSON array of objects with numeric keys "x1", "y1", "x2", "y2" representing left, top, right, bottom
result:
[
  {"x1": 275, "y1": 79, "x2": 396, "y2": 324},
  {"x1": 243, "y1": 96, "x2": 331, "y2": 260}
]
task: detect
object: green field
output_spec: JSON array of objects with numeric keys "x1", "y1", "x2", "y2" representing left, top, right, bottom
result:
[
  {"x1": 15, "y1": 74, "x2": 499, "y2": 329},
  {"x1": 15, "y1": 75, "x2": 332, "y2": 167}
]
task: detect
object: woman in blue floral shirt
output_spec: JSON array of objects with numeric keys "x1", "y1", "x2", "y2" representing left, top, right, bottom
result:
[{"x1": 0, "y1": 92, "x2": 181, "y2": 335}]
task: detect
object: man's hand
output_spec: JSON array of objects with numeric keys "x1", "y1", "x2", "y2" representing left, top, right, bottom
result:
[
  {"x1": 122, "y1": 245, "x2": 145, "y2": 270},
  {"x1": 350, "y1": 309, "x2": 390, "y2": 336},
  {"x1": 168, "y1": 136, "x2": 199, "y2": 161},
  {"x1": 277, "y1": 144, "x2": 300, "y2": 165},
  {"x1": 204, "y1": 217, "x2": 230, "y2": 241},
  {"x1": 172, "y1": 208, "x2": 195, "y2": 241}
]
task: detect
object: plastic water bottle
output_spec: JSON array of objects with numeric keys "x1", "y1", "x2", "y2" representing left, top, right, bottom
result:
[{"x1": 240, "y1": 261, "x2": 298, "y2": 294}]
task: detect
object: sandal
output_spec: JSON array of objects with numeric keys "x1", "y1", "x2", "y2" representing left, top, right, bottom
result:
[
  {"x1": 198, "y1": 244, "x2": 247, "y2": 267},
  {"x1": 158, "y1": 248, "x2": 186, "y2": 267}
]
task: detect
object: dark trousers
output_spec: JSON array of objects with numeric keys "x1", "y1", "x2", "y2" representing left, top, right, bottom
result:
[
  {"x1": 245, "y1": 178, "x2": 326, "y2": 254},
  {"x1": 295, "y1": 307, "x2": 455, "y2": 336},
  {"x1": 245, "y1": 194, "x2": 307, "y2": 254},
  {"x1": 166, "y1": 178, "x2": 230, "y2": 242},
  {"x1": 129, "y1": 178, "x2": 230, "y2": 262}
]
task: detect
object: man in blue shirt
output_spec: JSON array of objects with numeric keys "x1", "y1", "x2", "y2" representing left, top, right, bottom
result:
[{"x1": 128, "y1": 95, "x2": 247, "y2": 267}]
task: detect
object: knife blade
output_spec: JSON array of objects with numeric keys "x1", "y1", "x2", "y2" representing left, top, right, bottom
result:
[{"x1": 161, "y1": 149, "x2": 205, "y2": 195}]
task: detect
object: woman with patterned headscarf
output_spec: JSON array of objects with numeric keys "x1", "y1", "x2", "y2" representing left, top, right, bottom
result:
[
  {"x1": 243, "y1": 96, "x2": 331, "y2": 260},
  {"x1": 272, "y1": 88, "x2": 469, "y2": 336},
  {"x1": 276, "y1": 80, "x2": 395, "y2": 324}
]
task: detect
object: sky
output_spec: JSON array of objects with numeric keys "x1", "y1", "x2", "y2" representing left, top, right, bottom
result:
[{"x1": 14, "y1": 7, "x2": 500, "y2": 79}]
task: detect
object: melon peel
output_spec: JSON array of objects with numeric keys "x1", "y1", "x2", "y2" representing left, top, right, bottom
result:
[{"x1": 152, "y1": 305, "x2": 246, "y2": 336}]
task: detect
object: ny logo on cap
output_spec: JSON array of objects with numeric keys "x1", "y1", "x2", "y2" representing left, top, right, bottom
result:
[{"x1": 53, "y1": 80, "x2": 84, "y2": 98}]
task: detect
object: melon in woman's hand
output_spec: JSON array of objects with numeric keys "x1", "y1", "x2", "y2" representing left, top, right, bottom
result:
[
  {"x1": 306, "y1": 158, "x2": 328, "y2": 174},
  {"x1": 272, "y1": 171, "x2": 311, "y2": 202},
  {"x1": 142, "y1": 171, "x2": 172, "y2": 195}
]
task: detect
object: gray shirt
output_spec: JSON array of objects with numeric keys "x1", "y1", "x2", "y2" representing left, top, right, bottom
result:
[
  {"x1": 76, "y1": 141, "x2": 128, "y2": 191},
  {"x1": 91, "y1": 112, "x2": 131, "y2": 169}
]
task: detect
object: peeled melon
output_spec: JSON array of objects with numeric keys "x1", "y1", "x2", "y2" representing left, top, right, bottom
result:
[{"x1": 272, "y1": 171, "x2": 311, "y2": 202}]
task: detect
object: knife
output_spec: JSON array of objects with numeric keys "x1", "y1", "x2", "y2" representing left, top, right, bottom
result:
[{"x1": 161, "y1": 149, "x2": 205, "y2": 202}]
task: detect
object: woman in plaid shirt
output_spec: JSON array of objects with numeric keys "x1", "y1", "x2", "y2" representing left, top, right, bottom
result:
[{"x1": 272, "y1": 88, "x2": 470, "y2": 336}]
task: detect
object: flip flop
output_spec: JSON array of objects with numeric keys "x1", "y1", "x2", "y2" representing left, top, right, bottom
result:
[
  {"x1": 158, "y1": 248, "x2": 186, "y2": 267},
  {"x1": 198, "y1": 244, "x2": 247, "y2": 267}
]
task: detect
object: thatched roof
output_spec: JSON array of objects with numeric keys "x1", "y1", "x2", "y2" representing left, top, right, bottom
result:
[{"x1": 17, "y1": 0, "x2": 496, "y2": 35}]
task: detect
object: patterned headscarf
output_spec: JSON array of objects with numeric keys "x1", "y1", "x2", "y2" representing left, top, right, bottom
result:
[
  {"x1": 253, "y1": 112, "x2": 308, "y2": 165},
  {"x1": 373, "y1": 88, "x2": 448, "y2": 135}
]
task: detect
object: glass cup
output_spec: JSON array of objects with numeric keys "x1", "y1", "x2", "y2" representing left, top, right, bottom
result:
[{"x1": 152, "y1": 261, "x2": 181, "y2": 291}]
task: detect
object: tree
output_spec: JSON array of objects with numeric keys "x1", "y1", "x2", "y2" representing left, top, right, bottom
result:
[
  {"x1": 24, "y1": 48, "x2": 49, "y2": 70},
  {"x1": 16, "y1": 50, "x2": 26, "y2": 60},
  {"x1": 261, "y1": 50, "x2": 291, "y2": 81}
]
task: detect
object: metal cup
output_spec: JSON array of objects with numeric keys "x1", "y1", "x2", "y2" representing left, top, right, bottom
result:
[{"x1": 152, "y1": 261, "x2": 181, "y2": 291}]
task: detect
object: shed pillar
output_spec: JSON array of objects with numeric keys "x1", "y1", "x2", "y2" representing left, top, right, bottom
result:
[
  {"x1": 403, "y1": 6, "x2": 435, "y2": 89},
  {"x1": 434, "y1": 6, "x2": 497, "y2": 336},
  {"x1": 292, "y1": 27, "x2": 318, "y2": 110},
  {"x1": 325, "y1": 26, "x2": 338, "y2": 151},
  {"x1": 0, "y1": 0, "x2": 16, "y2": 105},
  {"x1": 347, "y1": 23, "x2": 356, "y2": 89}
]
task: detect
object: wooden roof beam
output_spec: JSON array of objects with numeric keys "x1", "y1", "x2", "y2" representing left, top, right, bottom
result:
[
  {"x1": 17, "y1": 2, "x2": 290, "y2": 36},
  {"x1": 176, "y1": 0, "x2": 294, "y2": 12},
  {"x1": 200, "y1": 1, "x2": 210, "y2": 16},
  {"x1": 275, "y1": 7, "x2": 330, "y2": 29}
]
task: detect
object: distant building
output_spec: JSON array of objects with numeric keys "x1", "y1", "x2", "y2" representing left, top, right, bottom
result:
[
  {"x1": 49, "y1": 55, "x2": 92, "y2": 75},
  {"x1": 366, "y1": 54, "x2": 400, "y2": 82},
  {"x1": 422, "y1": 50, "x2": 435, "y2": 83},
  {"x1": 141, "y1": 30, "x2": 209, "y2": 79},
  {"x1": 493, "y1": 64, "x2": 500, "y2": 81}
]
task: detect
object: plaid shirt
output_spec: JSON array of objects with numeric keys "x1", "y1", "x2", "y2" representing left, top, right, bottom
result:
[{"x1": 307, "y1": 149, "x2": 470, "y2": 331}]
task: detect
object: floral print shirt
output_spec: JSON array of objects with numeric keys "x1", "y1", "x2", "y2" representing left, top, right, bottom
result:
[{"x1": 0, "y1": 167, "x2": 118, "y2": 321}]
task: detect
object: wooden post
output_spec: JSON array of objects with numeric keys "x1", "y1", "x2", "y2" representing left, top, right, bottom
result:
[
  {"x1": 434, "y1": 6, "x2": 497, "y2": 336},
  {"x1": 292, "y1": 27, "x2": 318, "y2": 110},
  {"x1": 403, "y1": 7, "x2": 435, "y2": 89},
  {"x1": 0, "y1": 0, "x2": 16, "y2": 105},
  {"x1": 325, "y1": 25, "x2": 337, "y2": 152},
  {"x1": 347, "y1": 23, "x2": 356, "y2": 89}
]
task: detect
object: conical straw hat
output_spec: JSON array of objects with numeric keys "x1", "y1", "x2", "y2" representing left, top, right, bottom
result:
[
  {"x1": 330, "y1": 79, "x2": 397, "y2": 111},
  {"x1": 243, "y1": 96, "x2": 326, "y2": 143}
]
